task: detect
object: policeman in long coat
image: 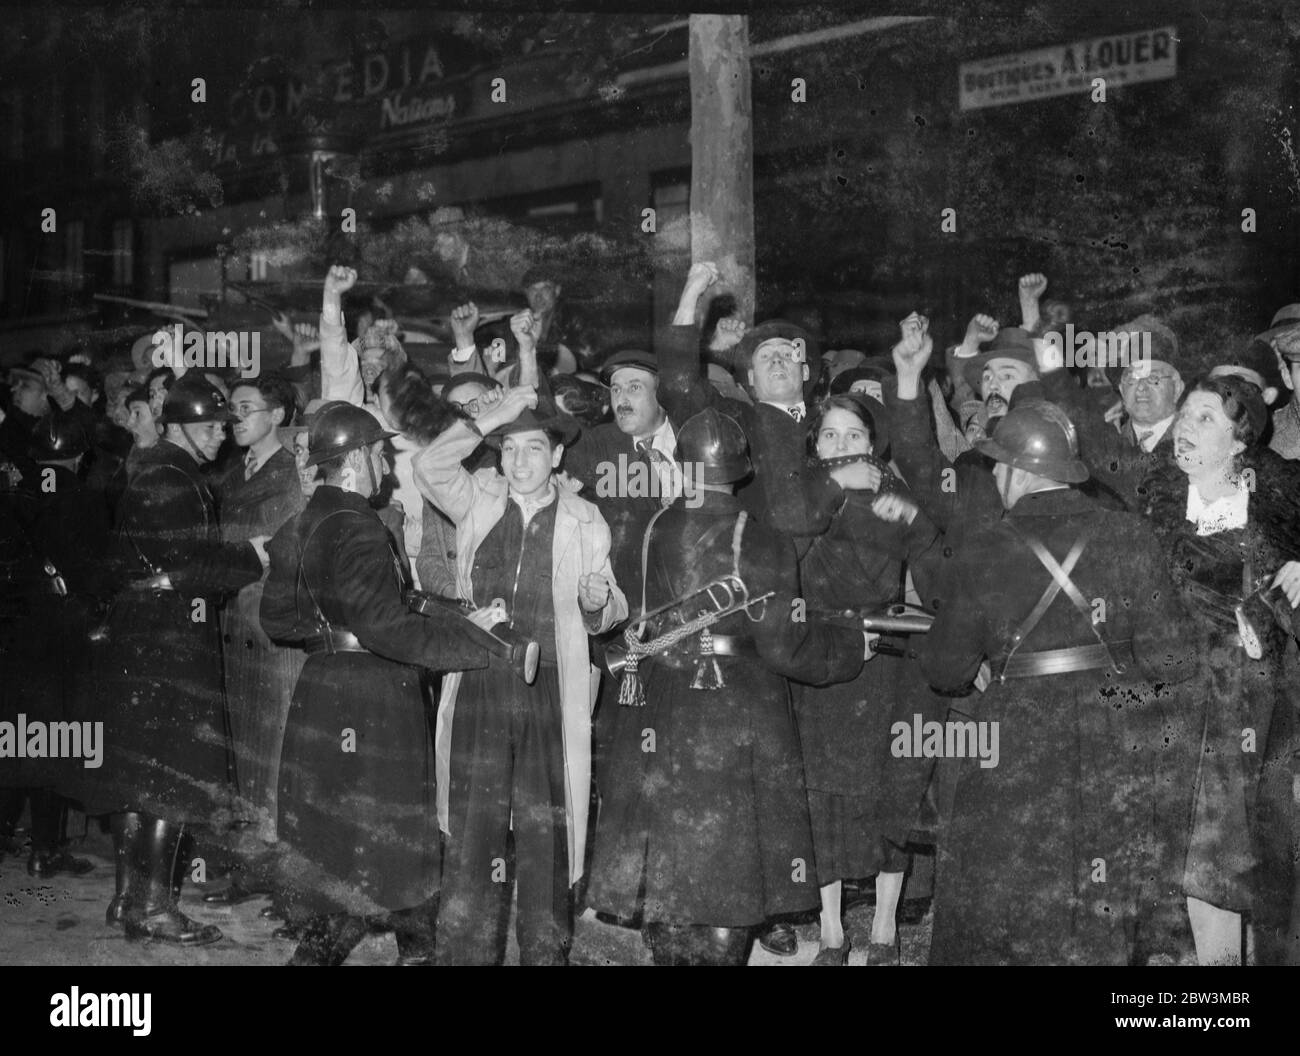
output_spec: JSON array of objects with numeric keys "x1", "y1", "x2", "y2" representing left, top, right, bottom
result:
[
  {"x1": 919, "y1": 401, "x2": 1200, "y2": 965},
  {"x1": 260, "y1": 402, "x2": 491, "y2": 965},
  {"x1": 86, "y1": 375, "x2": 265, "y2": 947},
  {"x1": 586, "y1": 409, "x2": 865, "y2": 965},
  {"x1": 0, "y1": 414, "x2": 107, "y2": 876}
]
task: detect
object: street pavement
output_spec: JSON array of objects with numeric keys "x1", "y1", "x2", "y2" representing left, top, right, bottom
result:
[{"x1": 0, "y1": 821, "x2": 931, "y2": 966}]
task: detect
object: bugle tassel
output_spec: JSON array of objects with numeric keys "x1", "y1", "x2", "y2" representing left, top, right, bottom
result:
[
  {"x1": 690, "y1": 625, "x2": 724, "y2": 690},
  {"x1": 618, "y1": 652, "x2": 646, "y2": 707}
]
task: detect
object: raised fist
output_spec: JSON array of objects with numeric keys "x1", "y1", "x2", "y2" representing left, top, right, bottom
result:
[
  {"x1": 711, "y1": 316, "x2": 747, "y2": 353},
  {"x1": 510, "y1": 309, "x2": 541, "y2": 349},
  {"x1": 686, "y1": 261, "x2": 720, "y2": 292},
  {"x1": 324, "y1": 265, "x2": 358, "y2": 298},
  {"x1": 892, "y1": 311, "x2": 933, "y2": 376},
  {"x1": 963, "y1": 313, "x2": 999, "y2": 349},
  {"x1": 451, "y1": 302, "x2": 480, "y2": 344},
  {"x1": 1018, "y1": 273, "x2": 1048, "y2": 301}
]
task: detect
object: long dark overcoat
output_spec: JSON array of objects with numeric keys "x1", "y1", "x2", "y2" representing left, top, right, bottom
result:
[
  {"x1": 82, "y1": 440, "x2": 263, "y2": 823},
  {"x1": 260, "y1": 484, "x2": 488, "y2": 919}
]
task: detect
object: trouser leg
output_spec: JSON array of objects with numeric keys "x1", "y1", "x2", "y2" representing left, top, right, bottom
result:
[
  {"x1": 437, "y1": 687, "x2": 514, "y2": 966},
  {"x1": 288, "y1": 914, "x2": 368, "y2": 967},
  {"x1": 26, "y1": 791, "x2": 93, "y2": 877},
  {"x1": 391, "y1": 895, "x2": 440, "y2": 965},
  {"x1": 512, "y1": 685, "x2": 572, "y2": 966}
]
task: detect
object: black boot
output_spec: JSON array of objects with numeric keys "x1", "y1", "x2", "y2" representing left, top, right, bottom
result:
[
  {"x1": 27, "y1": 791, "x2": 94, "y2": 878},
  {"x1": 106, "y1": 812, "x2": 143, "y2": 926},
  {"x1": 123, "y1": 817, "x2": 222, "y2": 946},
  {"x1": 287, "y1": 914, "x2": 367, "y2": 966},
  {"x1": 644, "y1": 923, "x2": 693, "y2": 966},
  {"x1": 691, "y1": 925, "x2": 752, "y2": 966},
  {"x1": 391, "y1": 896, "x2": 439, "y2": 965}
]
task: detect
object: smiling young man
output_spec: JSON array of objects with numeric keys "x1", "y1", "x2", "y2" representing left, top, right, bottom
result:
[{"x1": 413, "y1": 386, "x2": 626, "y2": 965}]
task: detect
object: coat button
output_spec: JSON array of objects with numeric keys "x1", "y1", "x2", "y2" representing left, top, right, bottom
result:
[
  {"x1": 908, "y1": 649, "x2": 919, "y2": 660},
  {"x1": 942, "y1": 546, "x2": 954, "y2": 558},
  {"x1": 447, "y1": 550, "x2": 456, "y2": 559},
  {"x1": 931, "y1": 599, "x2": 940, "y2": 611},
  {"x1": 245, "y1": 639, "x2": 254, "y2": 651}
]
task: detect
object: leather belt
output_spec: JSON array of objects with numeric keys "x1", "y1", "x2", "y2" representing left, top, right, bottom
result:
[
  {"x1": 999, "y1": 640, "x2": 1130, "y2": 680},
  {"x1": 304, "y1": 628, "x2": 368, "y2": 656}
]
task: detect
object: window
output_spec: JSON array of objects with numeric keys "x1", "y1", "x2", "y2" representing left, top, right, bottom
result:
[{"x1": 112, "y1": 220, "x2": 134, "y2": 288}]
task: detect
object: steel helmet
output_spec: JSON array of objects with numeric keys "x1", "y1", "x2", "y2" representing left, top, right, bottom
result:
[
  {"x1": 305, "y1": 401, "x2": 396, "y2": 467},
  {"x1": 28, "y1": 414, "x2": 90, "y2": 461},
  {"x1": 159, "y1": 375, "x2": 235, "y2": 425},
  {"x1": 975, "y1": 399, "x2": 1089, "y2": 484},
  {"x1": 675, "y1": 407, "x2": 751, "y2": 485}
]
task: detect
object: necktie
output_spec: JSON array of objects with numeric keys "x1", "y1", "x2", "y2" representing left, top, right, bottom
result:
[
  {"x1": 1136, "y1": 429, "x2": 1153, "y2": 452},
  {"x1": 637, "y1": 439, "x2": 667, "y2": 465},
  {"x1": 788, "y1": 405, "x2": 804, "y2": 423},
  {"x1": 244, "y1": 451, "x2": 259, "y2": 480},
  {"x1": 637, "y1": 441, "x2": 677, "y2": 506}
]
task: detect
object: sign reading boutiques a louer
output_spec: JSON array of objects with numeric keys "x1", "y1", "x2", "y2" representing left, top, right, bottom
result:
[{"x1": 959, "y1": 26, "x2": 1177, "y2": 111}]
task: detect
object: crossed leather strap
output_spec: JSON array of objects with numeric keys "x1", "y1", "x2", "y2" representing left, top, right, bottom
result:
[{"x1": 999, "y1": 518, "x2": 1127, "y2": 681}]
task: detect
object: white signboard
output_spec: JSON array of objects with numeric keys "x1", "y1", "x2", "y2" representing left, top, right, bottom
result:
[{"x1": 959, "y1": 26, "x2": 1177, "y2": 111}]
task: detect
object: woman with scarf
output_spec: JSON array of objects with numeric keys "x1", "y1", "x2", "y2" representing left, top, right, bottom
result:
[
  {"x1": 795, "y1": 391, "x2": 945, "y2": 964},
  {"x1": 1137, "y1": 373, "x2": 1300, "y2": 966}
]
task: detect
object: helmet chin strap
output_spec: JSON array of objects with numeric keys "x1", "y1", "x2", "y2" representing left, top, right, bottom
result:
[
  {"x1": 177, "y1": 422, "x2": 213, "y2": 462},
  {"x1": 343, "y1": 445, "x2": 384, "y2": 507}
]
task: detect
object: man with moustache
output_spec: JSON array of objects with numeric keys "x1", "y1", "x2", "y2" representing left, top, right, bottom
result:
[
  {"x1": 558, "y1": 347, "x2": 677, "y2": 875},
  {"x1": 887, "y1": 316, "x2": 1040, "y2": 550}
]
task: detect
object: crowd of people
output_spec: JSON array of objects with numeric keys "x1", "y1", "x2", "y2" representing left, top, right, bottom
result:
[{"x1": 2, "y1": 258, "x2": 1298, "y2": 966}]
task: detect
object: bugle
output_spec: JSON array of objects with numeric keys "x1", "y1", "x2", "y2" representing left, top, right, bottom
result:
[{"x1": 603, "y1": 574, "x2": 774, "y2": 679}]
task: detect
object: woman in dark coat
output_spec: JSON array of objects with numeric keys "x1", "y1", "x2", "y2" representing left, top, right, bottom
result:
[
  {"x1": 1138, "y1": 374, "x2": 1300, "y2": 966},
  {"x1": 795, "y1": 393, "x2": 944, "y2": 964}
]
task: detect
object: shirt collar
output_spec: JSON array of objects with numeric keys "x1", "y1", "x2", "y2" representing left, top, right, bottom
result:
[
  {"x1": 1135, "y1": 415, "x2": 1174, "y2": 450},
  {"x1": 762, "y1": 399, "x2": 806, "y2": 417},
  {"x1": 509, "y1": 481, "x2": 557, "y2": 523},
  {"x1": 635, "y1": 414, "x2": 676, "y2": 455}
]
